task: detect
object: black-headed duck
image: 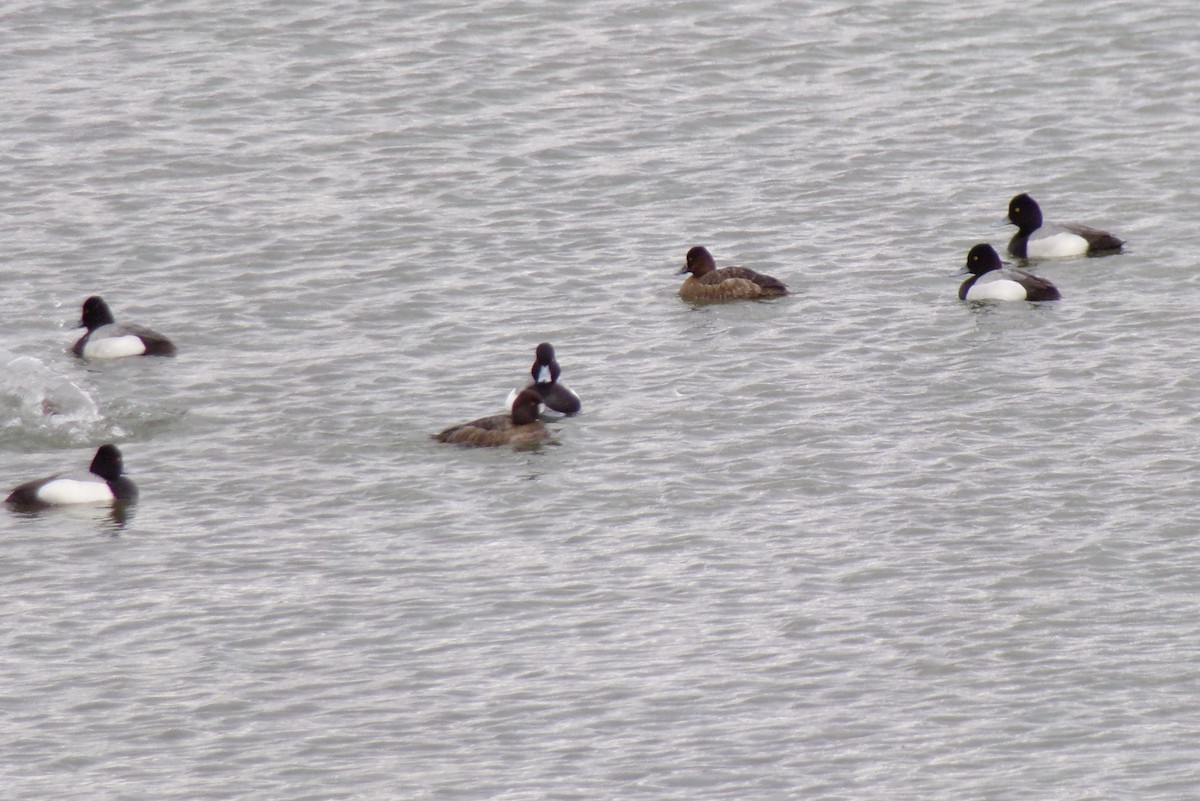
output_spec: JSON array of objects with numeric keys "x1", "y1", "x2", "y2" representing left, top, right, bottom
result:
[
  {"x1": 506, "y1": 342, "x2": 581, "y2": 416},
  {"x1": 1005, "y1": 193, "x2": 1124, "y2": 259},
  {"x1": 6, "y1": 444, "x2": 138, "y2": 509},
  {"x1": 73, "y1": 296, "x2": 176, "y2": 359},
  {"x1": 956, "y1": 243, "x2": 1061, "y2": 302}
]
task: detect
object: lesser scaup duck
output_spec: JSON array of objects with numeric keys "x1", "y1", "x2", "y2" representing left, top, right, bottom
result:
[
  {"x1": 505, "y1": 342, "x2": 581, "y2": 416},
  {"x1": 677, "y1": 246, "x2": 789, "y2": 302},
  {"x1": 1005, "y1": 193, "x2": 1124, "y2": 259},
  {"x1": 73, "y1": 296, "x2": 176, "y2": 359},
  {"x1": 956, "y1": 243, "x2": 1061, "y2": 302},
  {"x1": 6, "y1": 444, "x2": 137, "y2": 509},
  {"x1": 435, "y1": 389, "x2": 550, "y2": 448}
]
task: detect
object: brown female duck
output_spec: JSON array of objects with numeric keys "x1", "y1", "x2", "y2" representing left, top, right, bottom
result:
[
  {"x1": 434, "y1": 389, "x2": 549, "y2": 448},
  {"x1": 677, "y1": 246, "x2": 789, "y2": 302}
]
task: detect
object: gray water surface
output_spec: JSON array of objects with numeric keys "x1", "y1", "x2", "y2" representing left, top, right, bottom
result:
[{"x1": 3, "y1": 1, "x2": 1200, "y2": 799}]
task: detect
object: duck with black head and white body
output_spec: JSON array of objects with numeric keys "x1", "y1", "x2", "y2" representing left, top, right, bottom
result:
[
  {"x1": 72, "y1": 296, "x2": 176, "y2": 360},
  {"x1": 1005, "y1": 193, "x2": 1124, "y2": 260},
  {"x1": 955, "y1": 243, "x2": 1061, "y2": 303},
  {"x1": 6, "y1": 444, "x2": 138, "y2": 509}
]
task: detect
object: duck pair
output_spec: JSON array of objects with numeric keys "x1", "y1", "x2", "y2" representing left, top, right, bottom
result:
[
  {"x1": 436, "y1": 246, "x2": 791, "y2": 449},
  {"x1": 956, "y1": 194, "x2": 1124, "y2": 303},
  {"x1": 437, "y1": 244, "x2": 794, "y2": 448},
  {"x1": 434, "y1": 343, "x2": 580, "y2": 448},
  {"x1": 4, "y1": 297, "x2": 173, "y2": 510}
]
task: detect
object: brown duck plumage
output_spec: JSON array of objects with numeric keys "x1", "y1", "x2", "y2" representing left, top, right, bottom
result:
[
  {"x1": 434, "y1": 389, "x2": 549, "y2": 448},
  {"x1": 677, "y1": 246, "x2": 789, "y2": 302}
]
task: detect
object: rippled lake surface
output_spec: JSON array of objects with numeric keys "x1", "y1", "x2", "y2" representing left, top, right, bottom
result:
[{"x1": 3, "y1": 1, "x2": 1200, "y2": 798}]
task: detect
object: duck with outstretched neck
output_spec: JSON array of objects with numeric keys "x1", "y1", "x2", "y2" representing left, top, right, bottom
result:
[{"x1": 506, "y1": 342, "x2": 581, "y2": 416}]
